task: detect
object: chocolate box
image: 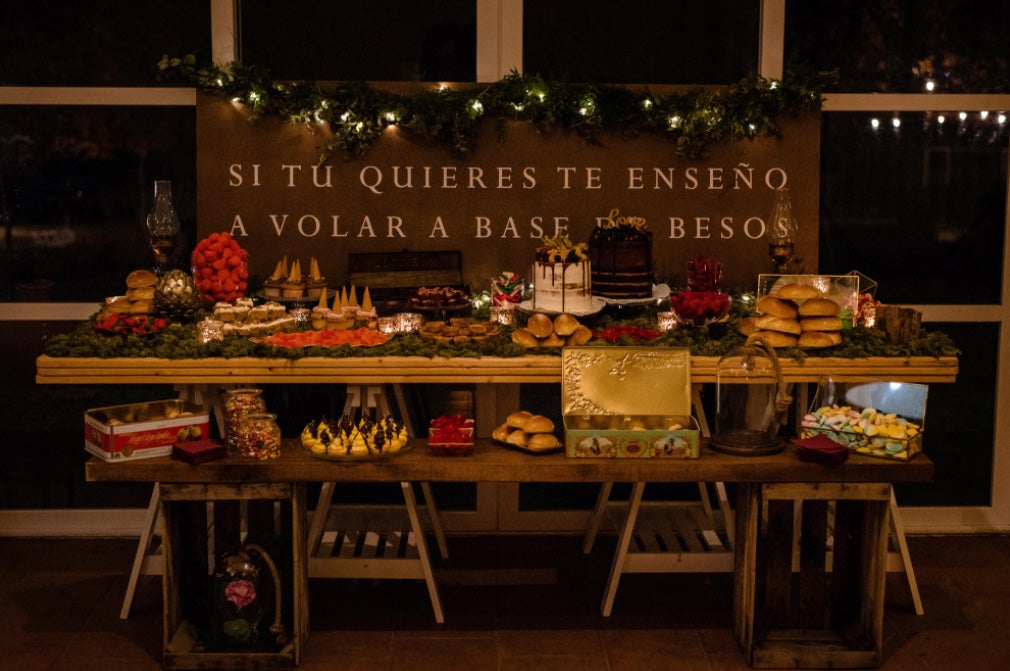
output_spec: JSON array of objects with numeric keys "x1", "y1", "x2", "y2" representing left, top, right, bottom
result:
[
  {"x1": 85, "y1": 399, "x2": 211, "y2": 462},
  {"x1": 800, "y1": 377, "x2": 928, "y2": 461},
  {"x1": 562, "y1": 347, "x2": 700, "y2": 458}
]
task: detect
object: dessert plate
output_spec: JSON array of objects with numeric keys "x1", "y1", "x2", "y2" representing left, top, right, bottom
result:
[
  {"x1": 518, "y1": 296, "x2": 606, "y2": 317},
  {"x1": 600, "y1": 283, "x2": 671, "y2": 305}
]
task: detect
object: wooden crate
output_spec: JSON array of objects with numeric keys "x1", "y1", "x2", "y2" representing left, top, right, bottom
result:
[
  {"x1": 734, "y1": 482, "x2": 891, "y2": 669},
  {"x1": 160, "y1": 483, "x2": 308, "y2": 670}
]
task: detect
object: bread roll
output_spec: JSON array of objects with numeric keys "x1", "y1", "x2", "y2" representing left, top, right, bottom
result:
[
  {"x1": 505, "y1": 429, "x2": 528, "y2": 447},
  {"x1": 511, "y1": 328, "x2": 540, "y2": 348},
  {"x1": 553, "y1": 313, "x2": 580, "y2": 336},
  {"x1": 752, "y1": 330, "x2": 799, "y2": 348},
  {"x1": 491, "y1": 423, "x2": 512, "y2": 442},
  {"x1": 756, "y1": 295, "x2": 798, "y2": 319},
  {"x1": 524, "y1": 415, "x2": 555, "y2": 434},
  {"x1": 754, "y1": 315, "x2": 802, "y2": 335},
  {"x1": 526, "y1": 433, "x2": 561, "y2": 451},
  {"x1": 566, "y1": 324, "x2": 593, "y2": 346},
  {"x1": 800, "y1": 316, "x2": 843, "y2": 332},
  {"x1": 526, "y1": 312, "x2": 554, "y2": 339},
  {"x1": 506, "y1": 410, "x2": 533, "y2": 429},
  {"x1": 106, "y1": 297, "x2": 132, "y2": 314},
  {"x1": 777, "y1": 283, "x2": 820, "y2": 301},
  {"x1": 798, "y1": 297, "x2": 840, "y2": 317},
  {"x1": 737, "y1": 316, "x2": 759, "y2": 337},
  {"x1": 126, "y1": 269, "x2": 157, "y2": 288},
  {"x1": 126, "y1": 286, "x2": 155, "y2": 301},
  {"x1": 541, "y1": 332, "x2": 566, "y2": 347},
  {"x1": 129, "y1": 300, "x2": 152, "y2": 314},
  {"x1": 799, "y1": 330, "x2": 842, "y2": 348}
]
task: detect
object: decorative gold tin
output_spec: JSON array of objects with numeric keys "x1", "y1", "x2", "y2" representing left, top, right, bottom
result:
[{"x1": 561, "y1": 347, "x2": 700, "y2": 458}]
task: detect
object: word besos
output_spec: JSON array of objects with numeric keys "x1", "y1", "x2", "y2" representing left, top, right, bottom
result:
[
  {"x1": 226, "y1": 163, "x2": 790, "y2": 194},
  {"x1": 228, "y1": 212, "x2": 773, "y2": 240}
]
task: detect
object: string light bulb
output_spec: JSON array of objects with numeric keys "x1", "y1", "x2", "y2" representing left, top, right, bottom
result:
[
  {"x1": 925, "y1": 80, "x2": 935, "y2": 92},
  {"x1": 998, "y1": 113, "x2": 1006, "y2": 125},
  {"x1": 870, "y1": 117, "x2": 880, "y2": 130},
  {"x1": 980, "y1": 111, "x2": 989, "y2": 120}
]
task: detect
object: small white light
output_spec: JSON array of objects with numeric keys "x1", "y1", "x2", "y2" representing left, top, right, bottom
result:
[
  {"x1": 385, "y1": 111, "x2": 397, "y2": 122},
  {"x1": 937, "y1": 114, "x2": 946, "y2": 124},
  {"x1": 998, "y1": 114, "x2": 1007, "y2": 125},
  {"x1": 438, "y1": 84, "x2": 449, "y2": 92},
  {"x1": 748, "y1": 123, "x2": 756, "y2": 132},
  {"x1": 216, "y1": 78, "x2": 224, "y2": 87},
  {"x1": 231, "y1": 97, "x2": 241, "y2": 104},
  {"x1": 578, "y1": 107, "x2": 588, "y2": 116},
  {"x1": 770, "y1": 80, "x2": 779, "y2": 90},
  {"x1": 980, "y1": 110, "x2": 989, "y2": 120},
  {"x1": 513, "y1": 103, "x2": 524, "y2": 111},
  {"x1": 354, "y1": 122, "x2": 364, "y2": 132},
  {"x1": 471, "y1": 100, "x2": 483, "y2": 113},
  {"x1": 340, "y1": 112, "x2": 350, "y2": 122},
  {"x1": 537, "y1": 92, "x2": 546, "y2": 102},
  {"x1": 668, "y1": 115, "x2": 682, "y2": 129},
  {"x1": 959, "y1": 111, "x2": 968, "y2": 121},
  {"x1": 870, "y1": 117, "x2": 880, "y2": 129},
  {"x1": 248, "y1": 91, "x2": 260, "y2": 102},
  {"x1": 892, "y1": 117, "x2": 901, "y2": 129},
  {"x1": 925, "y1": 80, "x2": 935, "y2": 92},
  {"x1": 642, "y1": 98, "x2": 653, "y2": 110}
]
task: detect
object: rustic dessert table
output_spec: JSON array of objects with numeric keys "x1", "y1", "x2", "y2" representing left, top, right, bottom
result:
[{"x1": 38, "y1": 353, "x2": 955, "y2": 669}]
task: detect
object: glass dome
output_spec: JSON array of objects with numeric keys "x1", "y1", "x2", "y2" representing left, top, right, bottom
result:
[{"x1": 710, "y1": 337, "x2": 790, "y2": 455}]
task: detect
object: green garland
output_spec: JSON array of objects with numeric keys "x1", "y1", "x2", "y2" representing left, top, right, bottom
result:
[{"x1": 158, "y1": 54, "x2": 832, "y2": 161}]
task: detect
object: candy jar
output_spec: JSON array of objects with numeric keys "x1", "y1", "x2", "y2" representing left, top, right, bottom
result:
[
  {"x1": 224, "y1": 388, "x2": 266, "y2": 450},
  {"x1": 237, "y1": 412, "x2": 282, "y2": 460}
]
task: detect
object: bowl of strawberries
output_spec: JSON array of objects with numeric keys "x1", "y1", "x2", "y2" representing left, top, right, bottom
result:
[{"x1": 669, "y1": 290, "x2": 731, "y2": 327}]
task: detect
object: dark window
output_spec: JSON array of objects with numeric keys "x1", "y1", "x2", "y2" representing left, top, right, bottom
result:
[
  {"x1": 819, "y1": 112, "x2": 1007, "y2": 305},
  {"x1": 0, "y1": 106, "x2": 196, "y2": 302},
  {"x1": 0, "y1": 1, "x2": 210, "y2": 86},
  {"x1": 239, "y1": 0, "x2": 477, "y2": 81},
  {"x1": 786, "y1": 0, "x2": 1010, "y2": 93},
  {"x1": 523, "y1": 0, "x2": 759, "y2": 84}
]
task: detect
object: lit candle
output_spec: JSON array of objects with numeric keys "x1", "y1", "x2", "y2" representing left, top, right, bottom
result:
[
  {"x1": 491, "y1": 305, "x2": 516, "y2": 326},
  {"x1": 396, "y1": 312, "x2": 422, "y2": 333},
  {"x1": 197, "y1": 317, "x2": 224, "y2": 343},
  {"x1": 377, "y1": 317, "x2": 397, "y2": 334},
  {"x1": 656, "y1": 311, "x2": 677, "y2": 332}
]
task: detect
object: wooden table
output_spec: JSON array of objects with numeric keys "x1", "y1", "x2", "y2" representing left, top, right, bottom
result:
[{"x1": 50, "y1": 353, "x2": 952, "y2": 668}]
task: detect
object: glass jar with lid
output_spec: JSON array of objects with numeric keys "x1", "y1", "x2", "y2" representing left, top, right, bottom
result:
[
  {"x1": 224, "y1": 388, "x2": 266, "y2": 450},
  {"x1": 237, "y1": 412, "x2": 282, "y2": 460}
]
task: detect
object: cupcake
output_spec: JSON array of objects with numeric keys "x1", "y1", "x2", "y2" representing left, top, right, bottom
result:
[
  {"x1": 262, "y1": 257, "x2": 288, "y2": 298},
  {"x1": 305, "y1": 257, "x2": 327, "y2": 299},
  {"x1": 312, "y1": 288, "x2": 331, "y2": 329},
  {"x1": 281, "y1": 259, "x2": 305, "y2": 298},
  {"x1": 356, "y1": 286, "x2": 378, "y2": 326}
]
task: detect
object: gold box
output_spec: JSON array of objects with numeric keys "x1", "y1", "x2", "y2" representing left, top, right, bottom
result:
[
  {"x1": 85, "y1": 399, "x2": 210, "y2": 462},
  {"x1": 562, "y1": 347, "x2": 699, "y2": 458}
]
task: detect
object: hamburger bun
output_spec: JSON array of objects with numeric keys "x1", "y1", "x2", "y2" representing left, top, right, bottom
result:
[
  {"x1": 752, "y1": 330, "x2": 799, "y2": 348},
  {"x1": 567, "y1": 325, "x2": 593, "y2": 346},
  {"x1": 126, "y1": 269, "x2": 157, "y2": 289},
  {"x1": 777, "y1": 283, "x2": 821, "y2": 301},
  {"x1": 799, "y1": 330, "x2": 842, "y2": 348},
  {"x1": 798, "y1": 297, "x2": 840, "y2": 317},
  {"x1": 526, "y1": 433, "x2": 561, "y2": 451},
  {"x1": 126, "y1": 286, "x2": 155, "y2": 301},
  {"x1": 756, "y1": 295, "x2": 798, "y2": 319},
  {"x1": 526, "y1": 312, "x2": 554, "y2": 339},
  {"x1": 524, "y1": 415, "x2": 555, "y2": 434},
  {"x1": 800, "y1": 316, "x2": 843, "y2": 332},
  {"x1": 553, "y1": 312, "x2": 581, "y2": 336},
  {"x1": 754, "y1": 315, "x2": 802, "y2": 335},
  {"x1": 492, "y1": 423, "x2": 512, "y2": 442},
  {"x1": 505, "y1": 429, "x2": 528, "y2": 447},
  {"x1": 506, "y1": 410, "x2": 533, "y2": 429},
  {"x1": 511, "y1": 328, "x2": 540, "y2": 348},
  {"x1": 128, "y1": 300, "x2": 152, "y2": 314},
  {"x1": 737, "y1": 316, "x2": 760, "y2": 337},
  {"x1": 105, "y1": 297, "x2": 132, "y2": 314}
]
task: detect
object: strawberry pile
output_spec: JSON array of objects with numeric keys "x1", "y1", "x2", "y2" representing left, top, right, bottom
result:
[
  {"x1": 191, "y1": 232, "x2": 249, "y2": 306},
  {"x1": 93, "y1": 313, "x2": 167, "y2": 335},
  {"x1": 592, "y1": 325, "x2": 661, "y2": 342}
]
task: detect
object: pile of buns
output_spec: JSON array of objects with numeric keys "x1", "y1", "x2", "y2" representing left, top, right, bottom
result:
[
  {"x1": 511, "y1": 312, "x2": 593, "y2": 348},
  {"x1": 103, "y1": 269, "x2": 158, "y2": 316},
  {"x1": 492, "y1": 410, "x2": 562, "y2": 453},
  {"x1": 741, "y1": 282, "x2": 843, "y2": 348}
]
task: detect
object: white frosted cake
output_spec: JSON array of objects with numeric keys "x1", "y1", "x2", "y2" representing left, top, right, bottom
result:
[{"x1": 531, "y1": 235, "x2": 593, "y2": 313}]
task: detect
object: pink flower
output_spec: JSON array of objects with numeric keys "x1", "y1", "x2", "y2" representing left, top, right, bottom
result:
[{"x1": 225, "y1": 579, "x2": 256, "y2": 609}]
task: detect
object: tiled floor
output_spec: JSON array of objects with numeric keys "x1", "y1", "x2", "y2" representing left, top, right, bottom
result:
[{"x1": 1, "y1": 533, "x2": 1009, "y2": 670}]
